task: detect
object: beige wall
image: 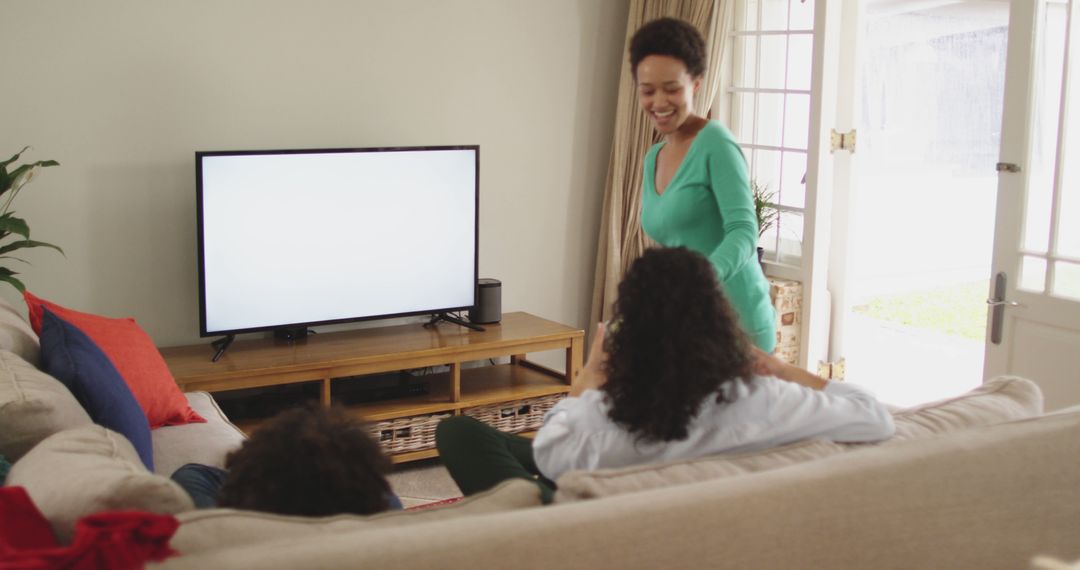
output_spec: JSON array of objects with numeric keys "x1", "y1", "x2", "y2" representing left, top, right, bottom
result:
[{"x1": 0, "y1": 0, "x2": 629, "y2": 349}]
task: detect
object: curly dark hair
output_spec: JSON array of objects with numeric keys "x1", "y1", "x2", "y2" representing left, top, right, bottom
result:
[
  {"x1": 629, "y1": 17, "x2": 707, "y2": 78},
  {"x1": 217, "y1": 404, "x2": 393, "y2": 517},
  {"x1": 602, "y1": 247, "x2": 754, "y2": 443}
]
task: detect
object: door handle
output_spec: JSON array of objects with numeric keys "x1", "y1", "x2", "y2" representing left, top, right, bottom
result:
[{"x1": 988, "y1": 272, "x2": 1019, "y2": 345}]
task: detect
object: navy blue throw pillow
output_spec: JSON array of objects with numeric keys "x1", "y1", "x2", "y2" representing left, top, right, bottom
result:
[{"x1": 39, "y1": 308, "x2": 154, "y2": 470}]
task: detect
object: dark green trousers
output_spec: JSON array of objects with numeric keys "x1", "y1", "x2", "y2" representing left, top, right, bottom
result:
[{"x1": 435, "y1": 416, "x2": 556, "y2": 504}]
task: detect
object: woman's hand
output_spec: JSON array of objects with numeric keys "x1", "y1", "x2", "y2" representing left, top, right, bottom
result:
[
  {"x1": 571, "y1": 323, "x2": 609, "y2": 396},
  {"x1": 751, "y1": 347, "x2": 786, "y2": 377},
  {"x1": 752, "y1": 346, "x2": 828, "y2": 390}
]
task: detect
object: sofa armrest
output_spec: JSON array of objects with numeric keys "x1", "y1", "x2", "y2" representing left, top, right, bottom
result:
[{"x1": 151, "y1": 392, "x2": 245, "y2": 477}]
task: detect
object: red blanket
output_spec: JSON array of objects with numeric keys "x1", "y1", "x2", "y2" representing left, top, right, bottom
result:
[{"x1": 0, "y1": 487, "x2": 178, "y2": 570}]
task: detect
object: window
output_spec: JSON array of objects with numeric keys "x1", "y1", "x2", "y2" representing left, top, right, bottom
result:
[{"x1": 725, "y1": 0, "x2": 815, "y2": 266}]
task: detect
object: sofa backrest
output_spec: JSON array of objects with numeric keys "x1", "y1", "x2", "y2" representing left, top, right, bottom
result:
[
  {"x1": 153, "y1": 405, "x2": 1080, "y2": 570},
  {"x1": 554, "y1": 375, "x2": 1042, "y2": 502}
]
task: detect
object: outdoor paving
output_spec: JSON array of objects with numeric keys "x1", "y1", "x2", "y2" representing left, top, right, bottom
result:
[{"x1": 843, "y1": 312, "x2": 984, "y2": 408}]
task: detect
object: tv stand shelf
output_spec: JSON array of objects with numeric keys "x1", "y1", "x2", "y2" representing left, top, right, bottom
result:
[{"x1": 160, "y1": 312, "x2": 583, "y2": 463}]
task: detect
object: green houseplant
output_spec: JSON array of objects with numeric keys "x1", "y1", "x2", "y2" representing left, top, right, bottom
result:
[
  {"x1": 0, "y1": 147, "x2": 63, "y2": 292},
  {"x1": 751, "y1": 179, "x2": 777, "y2": 266}
]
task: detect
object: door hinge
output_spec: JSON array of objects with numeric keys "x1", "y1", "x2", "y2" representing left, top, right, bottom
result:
[
  {"x1": 995, "y1": 162, "x2": 1021, "y2": 173},
  {"x1": 830, "y1": 129, "x2": 856, "y2": 153},
  {"x1": 816, "y1": 358, "x2": 846, "y2": 380}
]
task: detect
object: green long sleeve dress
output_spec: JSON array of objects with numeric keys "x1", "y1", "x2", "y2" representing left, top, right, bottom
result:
[{"x1": 641, "y1": 121, "x2": 776, "y2": 351}]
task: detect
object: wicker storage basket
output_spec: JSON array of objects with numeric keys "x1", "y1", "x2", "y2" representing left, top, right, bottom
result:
[
  {"x1": 463, "y1": 393, "x2": 566, "y2": 434},
  {"x1": 370, "y1": 412, "x2": 451, "y2": 454}
]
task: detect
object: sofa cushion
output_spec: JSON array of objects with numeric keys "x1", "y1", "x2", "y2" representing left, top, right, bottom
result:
[
  {"x1": 6, "y1": 425, "x2": 194, "y2": 544},
  {"x1": 38, "y1": 309, "x2": 154, "y2": 471},
  {"x1": 23, "y1": 291, "x2": 205, "y2": 428},
  {"x1": 169, "y1": 478, "x2": 541, "y2": 556},
  {"x1": 0, "y1": 296, "x2": 40, "y2": 366},
  {"x1": 554, "y1": 376, "x2": 1043, "y2": 503},
  {"x1": 0, "y1": 349, "x2": 92, "y2": 461},
  {"x1": 151, "y1": 392, "x2": 246, "y2": 477}
]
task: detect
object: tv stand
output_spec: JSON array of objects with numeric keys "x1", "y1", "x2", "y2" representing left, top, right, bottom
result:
[
  {"x1": 161, "y1": 312, "x2": 583, "y2": 464},
  {"x1": 425, "y1": 312, "x2": 485, "y2": 332}
]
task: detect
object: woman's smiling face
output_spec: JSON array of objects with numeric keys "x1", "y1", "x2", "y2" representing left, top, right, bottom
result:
[{"x1": 635, "y1": 54, "x2": 701, "y2": 135}]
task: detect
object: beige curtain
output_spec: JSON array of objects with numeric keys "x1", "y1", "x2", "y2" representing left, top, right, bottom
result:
[{"x1": 588, "y1": 0, "x2": 735, "y2": 335}]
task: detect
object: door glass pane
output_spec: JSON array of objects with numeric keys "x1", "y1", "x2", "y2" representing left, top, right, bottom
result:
[
  {"x1": 783, "y1": 93, "x2": 811, "y2": 149},
  {"x1": 739, "y1": 0, "x2": 760, "y2": 31},
  {"x1": 732, "y1": 92, "x2": 756, "y2": 143},
  {"x1": 776, "y1": 209, "x2": 804, "y2": 264},
  {"x1": 756, "y1": 93, "x2": 785, "y2": 146},
  {"x1": 1053, "y1": 261, "x2": 1080, "y2": 300},
  {"x1": 780, "y1": 151, "x2": 807, "y2": 208},
  {"x1": 790, "y1": 0, "x2": 814, "y2": 30},
  {"x1": 762, "y1": 0, "x2": 788, "y2": 30},
  {"x1": 753, "y1": 149, "x2": 782, "y2": 191},
  {"x1": 735, "y1": 36, "x2": 759, "y2": 88},
  {"x1": 1020, "y1": 255, "x2": 1048, "y2": 293},
  {"x1": 759, "y1": 35, "x2": 788, "y2": 89},
  {"x1": 1024, "y1": 4, "x2": 1068, "y2": 253},
  {"x1": 787, "y1": 34, "x2": 814, "y2": 90}
]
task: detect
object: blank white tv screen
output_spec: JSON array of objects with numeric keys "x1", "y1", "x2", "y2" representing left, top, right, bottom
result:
[{"x1": 197, "y1": 146, "x2": 478, "y2": 335}]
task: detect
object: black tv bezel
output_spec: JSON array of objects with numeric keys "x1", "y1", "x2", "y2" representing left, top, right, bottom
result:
[{"x1": 195, "y1": 144, "x2": 480, "y2": 338}]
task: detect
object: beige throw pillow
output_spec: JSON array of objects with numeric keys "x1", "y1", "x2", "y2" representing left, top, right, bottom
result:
[
  {"x1": 7, "y1": 425, "x2": 194, "y2": 543},
  {"x1": 555, "y1": 375, "x2": 1043, "y2": 503},
  {"x1": 0, "y1": 297, "x2": 39, "y2": 365},
  {"x1": 0, "y1": 349, "x2": 92, "y2": 461},
  {"x1": 171, "y1": 478, "x2": 541, "y2": 556}
]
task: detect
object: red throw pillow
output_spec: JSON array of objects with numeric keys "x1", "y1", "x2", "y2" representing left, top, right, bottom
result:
[{"x1": 24, "y1": 291, "x2": 205, "y2": 428}]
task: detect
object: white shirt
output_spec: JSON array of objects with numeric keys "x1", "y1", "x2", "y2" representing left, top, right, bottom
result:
[{"x1": 532, "y1": 375, "x2": 895, "y2": 481}]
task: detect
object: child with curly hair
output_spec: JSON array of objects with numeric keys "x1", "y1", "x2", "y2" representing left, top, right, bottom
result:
[
  {"x1": 436, "y1": 247, "x2": 894, "y2": 503},
  {"x1": 172, "y1": 404, "x2": 401, "y2": 515}
]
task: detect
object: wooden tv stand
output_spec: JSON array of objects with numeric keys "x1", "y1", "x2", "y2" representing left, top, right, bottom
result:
[{"x1": 160, "y1": 312, "x2": 583, "y2": 463}]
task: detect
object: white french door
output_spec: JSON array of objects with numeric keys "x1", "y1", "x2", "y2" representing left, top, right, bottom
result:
[
  {"x1": 986, "y1": 0, "x2": 1080, "y2": 410},
  {"x1": 827, "y1": 1, "x2": 1009, "y2": 406}
]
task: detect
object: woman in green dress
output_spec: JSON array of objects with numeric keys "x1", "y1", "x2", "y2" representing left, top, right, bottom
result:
[{"x1": 630, "y1": 17, "x2": 776, "y2": 351}]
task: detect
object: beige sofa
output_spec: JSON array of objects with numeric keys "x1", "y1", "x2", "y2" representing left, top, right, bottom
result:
[{"x1": 2, "y1": 299, "x2": 1078, "y2": 569}]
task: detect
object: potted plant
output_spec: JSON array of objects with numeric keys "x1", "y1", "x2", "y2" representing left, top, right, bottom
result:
[
  {"x1": 0, "y1": 147, "x2": 63, "y2": 292},
  {"x1": 751, "y1": 179, "x2": 778, "y2": 268}
]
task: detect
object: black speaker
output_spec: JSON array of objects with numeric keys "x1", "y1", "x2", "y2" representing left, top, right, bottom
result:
[{"x1": 469, "y1": 278, "x2": 502, "y2": 324}]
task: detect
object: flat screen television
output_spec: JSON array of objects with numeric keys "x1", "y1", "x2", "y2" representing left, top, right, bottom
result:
[{"x1": 195, "y1": 145, "x2": 479, "y2": 339}]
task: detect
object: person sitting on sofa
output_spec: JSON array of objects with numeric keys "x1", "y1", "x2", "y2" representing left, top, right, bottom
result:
[
  {"x1": 171, "y1": 403, "x2": 402, "y2": 514},
  {"x1": 436, "y1": 246, "x2": 895, "y2": 503}
]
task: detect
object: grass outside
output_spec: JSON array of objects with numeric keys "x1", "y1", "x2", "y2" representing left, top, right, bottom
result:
[{"x1": 852, "y1": 280, "x2": 988, "y2": 341}]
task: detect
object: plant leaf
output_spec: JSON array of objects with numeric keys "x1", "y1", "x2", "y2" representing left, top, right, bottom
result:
[
  {"x1": 0, "y1": 254, "x2": 31, "y2": 264},
  {"x1": 0, "y1": 239, "x2": 64, "y2": 256},
  {"x1": 0, "y1": 274, "x2": 26, "y2": 293},
  {"x1": 0, "y1": 267, "x2": 25, "y2": 293},
  {"x1": 0, "y1": 215, "x2": 29, "y2": 239},
  {"x1": 0, "y1": 146, "x2": 30, "y2": 170}
]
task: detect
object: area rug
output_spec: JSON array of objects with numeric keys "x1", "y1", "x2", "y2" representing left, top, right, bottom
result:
[{"x1": 405, "y1": 496, "x2": 464, "y2": 511}]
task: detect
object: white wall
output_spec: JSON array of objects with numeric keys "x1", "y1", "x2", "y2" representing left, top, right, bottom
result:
[{"x1": 0, "y1": 0, "x2": 628, "y2": 348}]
